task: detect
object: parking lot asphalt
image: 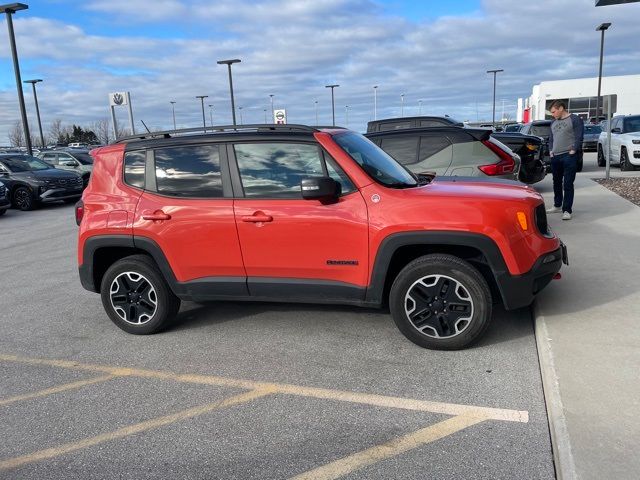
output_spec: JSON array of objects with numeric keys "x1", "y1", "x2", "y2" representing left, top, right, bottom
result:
[{"x1": 0, "y1": 200, "x2": 555, "y2": 479}]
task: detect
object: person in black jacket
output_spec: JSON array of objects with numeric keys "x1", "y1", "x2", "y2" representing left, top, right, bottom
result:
[{"x1": 546, "y1": 100, "x2": 584, "y2": 220}]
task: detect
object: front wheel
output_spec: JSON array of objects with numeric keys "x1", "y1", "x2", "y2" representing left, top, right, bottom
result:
[
  {"x1": 620, "y1": 148, "x2": 634, "y2": 171},
  {"x1": 389, "y1": 254, "x2": 492, "y2": 350},
  {"x1": 13, "y1": 186, "x2": 37, "y2": 211},
  {"x1": 100, "y1": 255, "x2": 181, "y2": 334}
]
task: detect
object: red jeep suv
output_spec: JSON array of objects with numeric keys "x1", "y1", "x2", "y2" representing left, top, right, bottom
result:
[{"x1": 77, "y1": 125, "x2": 566, "y2": 350}]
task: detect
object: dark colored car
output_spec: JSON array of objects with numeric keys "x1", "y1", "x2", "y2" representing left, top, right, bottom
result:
[
  {"x1": 0, "y1": 180, "x2": 10, "y2": 216},
  {"x1": 0, "y1": 154, "x2": 84, "y2": 211},
  {"x1": 582, "y1": 125, "x2": 602, "y2": 152},
  {"x1": 367, "y1": 116, "x2": 464, "y2": 133},
  {"x1": 520, "y1": 120, "x2": 584, "y2": 172},
  {"x1": 503, "y1": 123, "x2": 522, "y2": 133},
  {"x1": 491, "y1": 132, "x2": 546, "y2": 184}
]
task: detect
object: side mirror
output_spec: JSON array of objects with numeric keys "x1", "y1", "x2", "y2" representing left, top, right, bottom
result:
[
  {"x1": 301, "y1": 177, "x2": 340, "y2": 201},
  {"x1": 611, "y1": 128, "x2": 622, "y2": 134}
]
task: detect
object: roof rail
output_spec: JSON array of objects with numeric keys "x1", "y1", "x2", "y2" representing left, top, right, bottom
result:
[{"x1": 115, "y1": 124, "x2": 319, "y2": 143}]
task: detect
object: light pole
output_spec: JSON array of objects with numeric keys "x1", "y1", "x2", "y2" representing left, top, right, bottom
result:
[
  {"x1": 269, "y1": 94, "x2": 274, "y2": 122},
  {"x1": 314, "y1": 100, "x2": 318, "y2": 125},
  {"x1": 196, "y1": 95, "x2": 208, "y2": 131},
  {"x1": 400, "y1": 93, "x2": 405, "y2": 117},
  {"x1": 169, "y1": 101, "x2": 176, "y2": 131},
  {"x1": 486, "y1": 68, "x2": 504, "y2": 127},
  {"x1": 345, "y1": 105, "x2": 349, "y2": 127},
  {"x1": 325, "y1": 84, "x2": 339, "y2": 126},
  {"x1": 418, "y1": 99, "x2": 423, "y2": 116},
  {"x1": 208, "y1": 104, "x2": 214, "y2": 127},
  {"x1": 373, "y1": 85, "x2": 378, "y2": 120},
  {"x1": 595, "y1": 23, "x2": 611, "y2": 124},
  {"x1": 501, "y1": 99, "x2": 506, "y2": 124},
  {"x1": 263, "y1": 108, "x2": 267, "y2": 124},
  {"x1": 217, "y1": 58, "x2": 241, "y2": 126},
  {"x1": 24, "y1": 79, "x2": 44, "y2": 147},
  {"x1": 2, "y1": 3, "x2": 32, "y2": 155},
  {"x1": 238, "y1": 106, "x2": 243, "y2": 125}
]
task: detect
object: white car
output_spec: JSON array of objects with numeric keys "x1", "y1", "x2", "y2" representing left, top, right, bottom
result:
[{"x1": 597, "y1": 114, "x2": 640, "y2": 171}]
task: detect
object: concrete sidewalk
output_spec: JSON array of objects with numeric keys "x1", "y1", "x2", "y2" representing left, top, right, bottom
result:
[{"x1": 533, "y1": 154, "x2": 640, "y2": 480}]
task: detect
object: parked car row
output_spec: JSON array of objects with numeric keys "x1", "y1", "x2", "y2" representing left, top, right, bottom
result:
[{"x1": 597, "y1": 114, "x2": 640, "y2": 171}]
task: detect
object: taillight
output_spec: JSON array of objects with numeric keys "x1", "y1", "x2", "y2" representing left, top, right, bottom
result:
[
  {"x1": 75, "y1": 200, "x2": 84, "y2": 226},
  {"x1": 479, "y1": 140, "x2": 516, "y2": 176}
]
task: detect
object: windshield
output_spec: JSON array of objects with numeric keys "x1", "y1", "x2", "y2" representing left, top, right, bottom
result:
[
  {"x1": 584, "y1": 125, "x2": 602, "y2": 134},
  {"x1": 0, "y1": 155, "x2": 51, "y2": 172},
  {"x1": 530, "y1": 125, "x2": 551, "y2": 138},
  {"x1": 74, "y1": 153, "x2": 94, "y2": 165},
  {"x1": 623, "y1": 116, "x2": 640, "y2": 133},
  {"x1": 333, "y1": 132, "x2": 418, "y2": 187}
]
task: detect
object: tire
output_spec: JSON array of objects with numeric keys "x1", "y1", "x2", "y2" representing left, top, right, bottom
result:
[
  {"x1": 12, "y1": 186, "x2": 37, "y2": 211},
  {"x1": 63, "y1": 198, "x2": 78, "y2": 204},
  {"x1": 0, "y1": 209, "x2": 6, "y2": 216},
  {"x1": 389, "y1": 254, "x2": 492, "y2": 350},
  {"x1": 597, "y1": 145, "x2": 605, "y2": 167},
  {"x1": 100, "y1": 254, "x2": 181, "y2": 334},
  {"x1": 620, "y1": 148, "x2": 634, "y2": 171}
]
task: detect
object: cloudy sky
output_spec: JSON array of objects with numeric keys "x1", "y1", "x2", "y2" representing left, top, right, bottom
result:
[{"x1": 1, "y1": 0, "x2": 639, "y2": 144}]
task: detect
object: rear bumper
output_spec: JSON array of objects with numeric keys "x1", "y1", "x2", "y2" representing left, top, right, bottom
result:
[{"x1": 496, "y1": 244, "x2": 567, "y2": 310}]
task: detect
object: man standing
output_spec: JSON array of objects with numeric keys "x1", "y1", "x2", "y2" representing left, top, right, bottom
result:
[{"x1": 546, "y1": 100, "x2": 584, "y2": 220}]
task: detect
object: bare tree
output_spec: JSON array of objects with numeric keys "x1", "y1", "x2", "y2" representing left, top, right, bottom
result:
[
  {"x1": 8, "y1": 120, "x2": 24, "y2": 147},
  {"x1": 90, "y1": 118, "x2": 112, "y2": 145},
  {"x1": 48, "y1": 119, "x2": 67, "y2": 144}
]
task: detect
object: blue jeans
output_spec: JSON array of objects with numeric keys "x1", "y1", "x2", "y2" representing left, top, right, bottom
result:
[{"x1": 551, "y1": 152, "x2": 577, "y2": 214}]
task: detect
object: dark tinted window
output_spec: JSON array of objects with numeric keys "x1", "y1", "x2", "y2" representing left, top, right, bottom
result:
[
  {"x1": 235, "y1": 143, "x2": 324, "y2": 198},
  {"x1": 0, "y1": 156, "x2": 50, "y2": 172},
  {"x1": 154, "y1": 145, "x2": 222, "y2": 197},
  {"x1": 530, "y1": 125, "x2": 551, "y2": 138},
  {"x1": 419, "y1": 136, "x2": 452, "y2": 162},
  {"x1": 379, "y1": 136, "x2": 418, "y2": 165},
  {"x1": 124, "y1": 151, "x2": 146, "y2": 189},
  {"x1": 584, "y1": 125, "x2": 602, "y2": 134},
  {"x1": 41, "y1": 153, "x2": 58, "y2": 165},
  {"x1": 73, "y1": 153, "x2": 94, "y2": 165},
  {"x1": 623, "y1": 116, "x2": 640, "y2": 133},
  {"x1": 379, "y1": 121, "x2": 412, "y2": 131},
  {"x1": 420, "y1": 120, "x2": 447, "y2": 127}
]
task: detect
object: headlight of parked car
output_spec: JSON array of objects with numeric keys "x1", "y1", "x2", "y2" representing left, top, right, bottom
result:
[{"x1": 632, "y1": 140, "x2": 640, "y2": 145}]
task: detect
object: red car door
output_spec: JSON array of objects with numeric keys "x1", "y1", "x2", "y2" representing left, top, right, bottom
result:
[{"x1": 230, "y1": 141, "x2": 369, "y2": 300}]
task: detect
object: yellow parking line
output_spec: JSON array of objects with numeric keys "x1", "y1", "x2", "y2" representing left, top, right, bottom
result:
[
  {"x1": 290, "y1": 415, "x2": 486, "y2": 480},
  {"x1": 0, "y1": 354, "x2": 528, "y2": 423},
  {"x1": 0, "y1": 387, "x2": 274, "y2": 471},
  {"x1": 0, "y1": 375, "x2": 116, "y2": 407}
]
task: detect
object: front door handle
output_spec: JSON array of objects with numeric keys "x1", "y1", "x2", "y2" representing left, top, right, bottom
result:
[
  {"x1": 241, "y1": 214, "x2": 273, "y2": 223},
  {"x1": 143, "y1": 210, "x2": 171, "y2": 221}
]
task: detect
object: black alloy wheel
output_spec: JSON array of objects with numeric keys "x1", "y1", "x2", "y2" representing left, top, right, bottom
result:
[
  {"x1": 100, "y1": 255, "x2": 180, "y2": 334},
  {"x1": 389, "y1": 254, "x2": 492, "y2": 350},
  {"x1": 597, "y1": 146, "x2": 605, "y2": 167},
  {"x1": 620, "y1": 148, "x2": 634, "y2": 171},
  {"x1": 13, "y1": 186, "x2": 36, "y2": 211}
]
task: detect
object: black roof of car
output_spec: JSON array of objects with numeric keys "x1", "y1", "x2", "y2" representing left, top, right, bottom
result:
[{"x1": 365, "y1": 125, "x2": 491, "y2": 142}]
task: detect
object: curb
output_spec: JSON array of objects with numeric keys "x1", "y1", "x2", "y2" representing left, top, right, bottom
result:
[{"x1": 533, "y1": 300, "x2": 577, "y2": 480}]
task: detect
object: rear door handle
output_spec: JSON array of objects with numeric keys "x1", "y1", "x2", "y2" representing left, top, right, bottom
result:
[
  {"x1": 241, "y1": 214, "x2": 273, "y2": 223},
  {"x1": 143, "y1": 211, "x2": 171, "y2": 221}
]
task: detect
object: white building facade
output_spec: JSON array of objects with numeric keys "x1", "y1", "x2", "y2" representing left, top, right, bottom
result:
[{"x1": 519, "y1": 74, "x2": 640, "y2": 122}]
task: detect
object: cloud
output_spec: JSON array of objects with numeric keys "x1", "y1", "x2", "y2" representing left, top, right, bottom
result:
[{"x1": 1, "y1": 0, "x2": 640, "y2": 144}]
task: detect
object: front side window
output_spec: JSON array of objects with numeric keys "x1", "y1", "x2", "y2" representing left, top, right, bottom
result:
[
  {"x1": 154, "y1": 145, "x2": 222, "y2": 198},
  {"x1": 0, "y1": 156, "x2": 50, "y2": 172},
  {"x1": 235, "y1": 143, "x2": 325, "y2": 198},
  {"x1": 333, "y1": 132, "x2": 417, "y2": 188}
]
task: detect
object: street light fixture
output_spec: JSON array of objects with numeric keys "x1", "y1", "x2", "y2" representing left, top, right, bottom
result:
[
  {"x1": 595, "y1": 22, "x2": 612, "y2": 123},
  {"x1": 345, "y1": 105, "x2": 349, "y2": 127},
  {"x1": 238, "y1": 106, "x2": 243, "y2": 125},
  {"x1": 486, "y1": 69, "x2": 504, "y2": 127},
  {"x1": 325, "y1": 84, "x2": 339, "y2": 126},
  {"x1": 400, "y1": 93, "x2": 405, "y2": 117},
  {"x1": 169, "y1": 101, "x2": 176, "y2": 131},
  {"x1": 373, "y1": 85, "x2": 378, "y2": 120},
  {"x1": 1, "y1": 3, "x2": 32, "y2": 155},
  {"x1": 217, "y1": 58, "x2": 241, "y2": 126},
  {"x1": 269, "y1": 94, "x2": 274, "y2": 122},
  {"x1": 314, "y1": 100, "x2": 318, "y2": 125},
  {"x1": 23, "y1": 79, "x2": 44, "y2": 148},
  {"x1": 195, "y1": 95, "x2": 208, "y2": 132}
]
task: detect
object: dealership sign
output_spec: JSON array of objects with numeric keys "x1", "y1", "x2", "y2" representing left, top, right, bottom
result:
[
  {"x1": 274, "y1": 109, "x2": 287, "y2": 124},
  {"x1": 109, "y1": 92, "x2": 129, "y2": 106}
]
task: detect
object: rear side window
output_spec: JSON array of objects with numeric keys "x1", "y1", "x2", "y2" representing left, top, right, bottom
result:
[
  {"x1": 234, "y1": 143, "x2": 324, "y2": 198},
  {"x1": 154, "y1": 145, "x2": 223, "y2": 198},
  {"x1": 379, "y1": 121, "x2": 412, "y2": 131},
  {"x1": 124, "y1": 151, "x2": 146, "y2": 189},
  {"x1": 379, "y1": 136, "x2": 419, "y2": 165}
]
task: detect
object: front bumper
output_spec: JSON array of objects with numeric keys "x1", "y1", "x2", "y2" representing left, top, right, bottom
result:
[{"x1": 496, "y1": 243, "x2": 567, "y2": 310}]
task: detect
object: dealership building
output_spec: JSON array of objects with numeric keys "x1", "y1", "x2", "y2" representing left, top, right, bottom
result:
[{"x1": 517, "y1": 74, "x2": 640, "y2": 122}]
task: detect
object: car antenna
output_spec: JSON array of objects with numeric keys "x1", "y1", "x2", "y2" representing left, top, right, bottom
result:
[{"x1": 140, "y1": 120, "x2": 151, "y2": 133}]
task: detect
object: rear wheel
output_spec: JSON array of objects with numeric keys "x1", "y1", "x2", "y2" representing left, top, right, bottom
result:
[
  {"x1": 597, "y1": 145, "x2": 605, "y2": 167},
  {"x1": 12, "y1": 186, "x2": 37, "y2": 211},
  {"x1": 389, "y1": 254, "x2": 492, "y2": 350},
  {"x1": 100, "y1": 255, "x2": 181, "y2": 334}
]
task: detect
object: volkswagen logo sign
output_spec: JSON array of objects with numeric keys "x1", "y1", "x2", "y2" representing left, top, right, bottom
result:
[{"x1": 112, "y1": 93, "x2": 124, "y2": 105}]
